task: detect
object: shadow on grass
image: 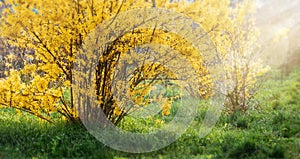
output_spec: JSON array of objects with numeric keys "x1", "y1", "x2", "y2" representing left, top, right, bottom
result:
[{"x1": 0, "y1": 111, "x2": 114, "y2": 159}]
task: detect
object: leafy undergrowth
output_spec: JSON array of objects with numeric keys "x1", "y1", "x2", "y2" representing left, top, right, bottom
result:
[{"x1": 0, "y1": 69, "x2": 299, "y2": 159}]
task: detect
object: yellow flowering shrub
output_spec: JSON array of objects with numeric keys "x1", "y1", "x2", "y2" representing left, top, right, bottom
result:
[{"x1": 0, "y1": 0, "x2": 268, "y2": 123}]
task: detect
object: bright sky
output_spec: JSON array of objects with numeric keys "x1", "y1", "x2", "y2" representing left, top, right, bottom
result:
[{"x1": 254, "y1": 0, "x2": 300, "y2": 66}]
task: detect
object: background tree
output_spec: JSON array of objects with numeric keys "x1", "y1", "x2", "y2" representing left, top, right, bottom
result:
[{"x1": 218, "y1": 1, "x2": 270, "y2": 114}]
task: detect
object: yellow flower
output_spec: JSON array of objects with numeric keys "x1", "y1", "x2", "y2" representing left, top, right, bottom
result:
[
  {"x1": 114, "y1": 107, "x2": 122, "y2": 116},
  {"x1": 23, "y1": 64, "x2": 36, "y2": 74},
  {"x1": 7, "y1": 54, "x2": 15, "y2": 60},
  {"x1": 33, "y1": 76, "x2": 49, "y2": 92},
  {"x1": 155, "y1": 119, "x2": 164, "y2": 124},
  {"x1": 161, "y1": 100, "x2": 172, "y2": 116}
]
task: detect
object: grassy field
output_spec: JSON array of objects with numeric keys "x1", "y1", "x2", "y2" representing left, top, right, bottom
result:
[{"x1": 0, "y1": 69, "x2": 299, "y2": 159}]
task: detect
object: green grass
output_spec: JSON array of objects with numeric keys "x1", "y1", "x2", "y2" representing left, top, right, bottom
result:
[{"x1": 0, "y1": 68, "x2": 299, "y2": 158}]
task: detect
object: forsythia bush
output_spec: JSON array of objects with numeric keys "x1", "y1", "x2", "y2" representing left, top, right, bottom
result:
[{"x1": 0, "y1": 0, "x2": 268, "y2": 123}]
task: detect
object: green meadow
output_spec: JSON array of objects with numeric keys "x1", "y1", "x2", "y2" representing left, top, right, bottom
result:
[{"x1": 0, "y1": 69, "x2": 299, "y2": 159}]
